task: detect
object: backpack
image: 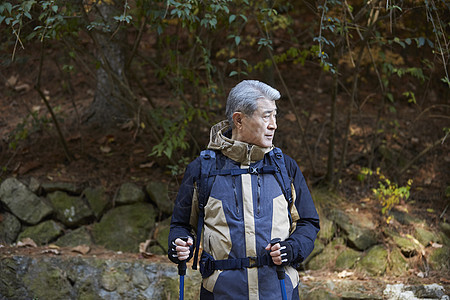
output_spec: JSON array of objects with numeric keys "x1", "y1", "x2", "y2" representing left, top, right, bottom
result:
[{"x1": 192, "y1": 147, "x2": 294, "y2": 269}]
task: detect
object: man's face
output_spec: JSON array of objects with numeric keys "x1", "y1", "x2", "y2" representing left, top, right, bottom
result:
[{"x1": 238, "y1": 98, "x2": 277, "y2": 148}]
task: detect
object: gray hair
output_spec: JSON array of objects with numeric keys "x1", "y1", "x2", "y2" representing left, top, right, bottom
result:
[{"x1": 225, "y1": 80, "x2": 281, "y2": 127}]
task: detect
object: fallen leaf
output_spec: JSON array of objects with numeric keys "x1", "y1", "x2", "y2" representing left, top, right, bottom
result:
[
  {"x1": 71, "y1": 245, "x2": 90, "y2": 255},
  {"x1": 139, "y1": 239, "x2": 154, "y2": 258},
  {"x1": 6, "y1": 75, "x2": 18, "y2": 88},
  {"x1": 100, "y1": 145, "x2": 111, "y2": 153},
  {"x1": 121, "y1": 120, "x2": 134, "y2": 130},
  {"x1": 133, "y1": 148, "x2": 145, "y2": 154},
  {"x1": 431, "y1": 242, "x2": 443, "y2": 248},
  {"x1": 15, "y1": 83, "x2": 31, "y2": 93},
  {"x1": 337, "y1": 270, "x2": 354, "y2": 278},
  {"x1": 17, "y1": 238, "x2": 37, "y2": 248},
  {"x1": 139, "y1": 162, "x2": 155, "y2": 168},
  {"x1": 42, "y1": 249, "x2": 60, "y2": 255}
]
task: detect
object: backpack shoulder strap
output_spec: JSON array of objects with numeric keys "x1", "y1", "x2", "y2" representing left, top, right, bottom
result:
[
  {"x1": 268, "y1": 147, "x2": 293, "y2": 224},
  {"x1": 192, "y1": 149, "x2": 216, "y2": 269}
]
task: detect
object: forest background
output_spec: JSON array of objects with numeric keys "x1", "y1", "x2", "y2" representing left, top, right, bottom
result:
[{"x1": 0, "y1": 0, "x2": 449, "y2": 279}]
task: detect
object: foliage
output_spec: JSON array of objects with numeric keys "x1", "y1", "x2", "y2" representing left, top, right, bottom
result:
[
  {"x1": 0, "y1": 0, "x2": 448, "y2": 179},
  {"x1": 360, "y1": 167, "x2": 413, "y2": 223},
  {"x1": 8, "y1": 111, "x2": 51, "y2": 150}
]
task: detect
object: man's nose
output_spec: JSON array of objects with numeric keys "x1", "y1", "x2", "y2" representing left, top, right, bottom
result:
[{"x1": 268, "y1": 116, "x2": 277, "y2": 130}]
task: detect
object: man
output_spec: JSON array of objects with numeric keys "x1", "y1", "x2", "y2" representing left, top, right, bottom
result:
[{"x1": 168, "y1": 80, "x2": 320, "y2": 299}]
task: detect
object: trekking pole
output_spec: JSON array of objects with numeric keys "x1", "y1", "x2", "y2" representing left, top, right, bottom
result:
[
  {"x1": 178, "y1": 260, "x2": 187, "y2": 300},
  {"x1": 270, "y1": 238, "x2": 288, "y2": 300},
  {"x1": 177, "y1": 237, "x2": 189, "y2": 300}
]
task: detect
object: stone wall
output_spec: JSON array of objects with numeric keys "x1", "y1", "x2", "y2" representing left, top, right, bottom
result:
[
  {"x1": 0, "y1": 253, "x2": 202, "y2": 299},
  {"x1": 1, "y1": 178, "x2": 450, "y2": 299},
  {"x1": 0, "y1": 177, "x2": 172, "y2": 255}
]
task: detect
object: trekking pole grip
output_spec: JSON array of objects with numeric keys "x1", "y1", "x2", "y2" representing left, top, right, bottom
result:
[
  {"x1": 269, "y1": 238, "x2": 285, "y2": 280},
  {"x1": 178, "y1": 237, "x2": 189, "y2": 276},
  {"x1": 178, "y1": 260, "x2": 187, "y2": 276}
]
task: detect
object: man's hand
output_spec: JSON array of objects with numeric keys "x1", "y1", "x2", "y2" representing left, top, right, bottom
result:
[
  {"x1": 174, "y1": 237, "x2": 194, "y2": 260},
  {"x1": 265, "y1": 240, "x2": 293, "y2": 266},
  {"x1": 169, "y1": 237, "x2": 194, "y2": 264}
]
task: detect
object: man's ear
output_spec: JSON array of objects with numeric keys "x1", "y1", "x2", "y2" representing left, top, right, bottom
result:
[{"x1": 232, "y1": 112, "x2": 243, "y2": 129}]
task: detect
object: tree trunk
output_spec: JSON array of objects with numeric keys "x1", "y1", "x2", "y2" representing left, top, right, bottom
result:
[{"x1": 85, "y1": 1, "x2": 129, "y2": 128}]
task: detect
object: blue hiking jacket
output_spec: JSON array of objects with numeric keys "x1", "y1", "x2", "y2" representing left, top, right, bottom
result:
[{"x1": 169, "y1": 121, "x2": 320, "y2": 299}]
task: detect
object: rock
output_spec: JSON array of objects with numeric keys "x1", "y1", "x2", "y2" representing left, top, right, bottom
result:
[
  {"x1": 340, "y1": 291, "x2": 382, "y2": 299},
  {"x1": 391, "y1": 209, "x2": 424, "y2": 225},
  {"x1": 385, "y1": 229, "x2": 421, "y2": 257},
  {"x1": 414, "y1": 226, "x2": 439, "y2": 247},
  {"x1": 131, "y1": 266, "x2": 150, "y2": 290},
  {"x1": 439, "y1": 222, "x2": 450, "y2": 238},
  {"x1": 384, "y1": 283, "x2": 449, "y2": 300},
  {"x1": 22, "y1": 259, "x2": 73, "y2": 299},
  {"x1": 356, "y1": 245, "x2": 388, "y2": 276},
  {"x1": 116, "y1": 182, "x2": 145, "y2": 205},
  {"x1": 54, "y1": 226, "x2": 93, "y2": 247},
  {"x1": 0, "y1": 254, "x2": 193, "y2": 299},
  {"x1": 17, "y1": 220, "x2": 64, "y2": 245},
  {"x1": 440, "y1": 231, "x2": 450, "y2": 247},
  {"x1": 301, "y1": 239, "x2": 324, "y2": 269},
  {"x1": 409, "y1": 283, "x2": 449, "y2": 298},
  {"x1": 317, "y1": 214, "x2": 335, "y2": 241},
  {"x1": 303, "y1": 289, "x2": 340, "y2": 299},
  {"x1": 92, "y1": 203, "x2": 156, "y2": 252},
  {"x1": 0, "y1": 178, "x2": 53, "y2": 225},
  {"x1": 428, "y1": 247, "x2": 450, "y2": 271},
  {"x1": 47, "y1": 191, "x2": 94, "y2": 227},
  {"x1": 388, "y1": 247, "x2": 409, "y2": 276},
  {"x1": 40, "y1": 181, "x2": 82, "y2": 194},
  {"x1": 145, "y1": 181, "x2": 173, "y2": 215},
  {"x1": 0, "y1": 212, "x2": 21, "y2": 244},
  {"x1": 101, "y1": 265, "x2": 130, "y2": 292},
  {"x1": 0, "y1": 257, "x2": 26, "y2": 298},
  {"x1": 149, "y1": 217, "x2": 171, "y2": 255},
  {"x1": 28, "y1": 177, "x2": 41, "y2": 193},
  {"x1": 83, "y1": 186, "x2": 110, "y2": 219},
  {"x1": 307, "y1": 237, "x2": 345, "y2": 270},
  {"x1": 335, "y1": 247, "x2": 361, "y2": 270},
  {"x1": 330, "y1": 209, "x2": 378, "y2": 250}
]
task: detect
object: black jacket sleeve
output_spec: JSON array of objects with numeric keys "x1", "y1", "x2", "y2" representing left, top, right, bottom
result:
[
  {"x1": 167, "y1": 157, "x2": 201, "y2": 258},
  {"x1": 284, "y1": 155, "x2": 320, "y2": 266}
]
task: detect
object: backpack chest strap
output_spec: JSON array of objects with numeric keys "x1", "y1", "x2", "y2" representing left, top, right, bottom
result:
[{"x1": 210, "y1": 165, "x2": 277, "y2": 176}]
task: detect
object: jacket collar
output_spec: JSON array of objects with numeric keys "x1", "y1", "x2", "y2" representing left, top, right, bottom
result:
[{"x1": 207, "y1": 120, "x2": 272, "y2": 165}]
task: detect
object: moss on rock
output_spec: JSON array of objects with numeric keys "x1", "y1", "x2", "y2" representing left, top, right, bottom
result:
[{"x1": 92, "y1": 202, "x2": 155, "y2": 252}]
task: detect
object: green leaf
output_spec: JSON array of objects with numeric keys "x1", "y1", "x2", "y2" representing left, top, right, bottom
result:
[
  {"x1": 416, "y1": 37, "x2": 425, "y2": 47},
  {"x1": 229, "y1": 14, "x2": 236, "y2": 24},
  {"x1": 229, "y1": 71, "x2": 238, "y2": 77},
  {"x1": 234, "y1": 35, "x2": 240, "y2": 46},
  {"x1": 4, "y1": 2, "x2": 13, "y2": 14},
  {"x1": 386, "y1": 92, "x2": 394, "y2": 103},
  {"x1": 441, "y1": 76, "x2": 450, "y2": 87}
]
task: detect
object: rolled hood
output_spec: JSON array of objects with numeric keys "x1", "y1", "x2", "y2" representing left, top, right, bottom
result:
[{"x1": 207, "y1": 120, "x2": 273, "y2": 165}]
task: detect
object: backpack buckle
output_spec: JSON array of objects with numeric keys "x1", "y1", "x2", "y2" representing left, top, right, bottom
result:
[
  {"x1": 248, "y1": 256, "x2": 258, "y2": 268},
  {"x1": 249, "y1": 167, "x2": 259, "y2": 175}
]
